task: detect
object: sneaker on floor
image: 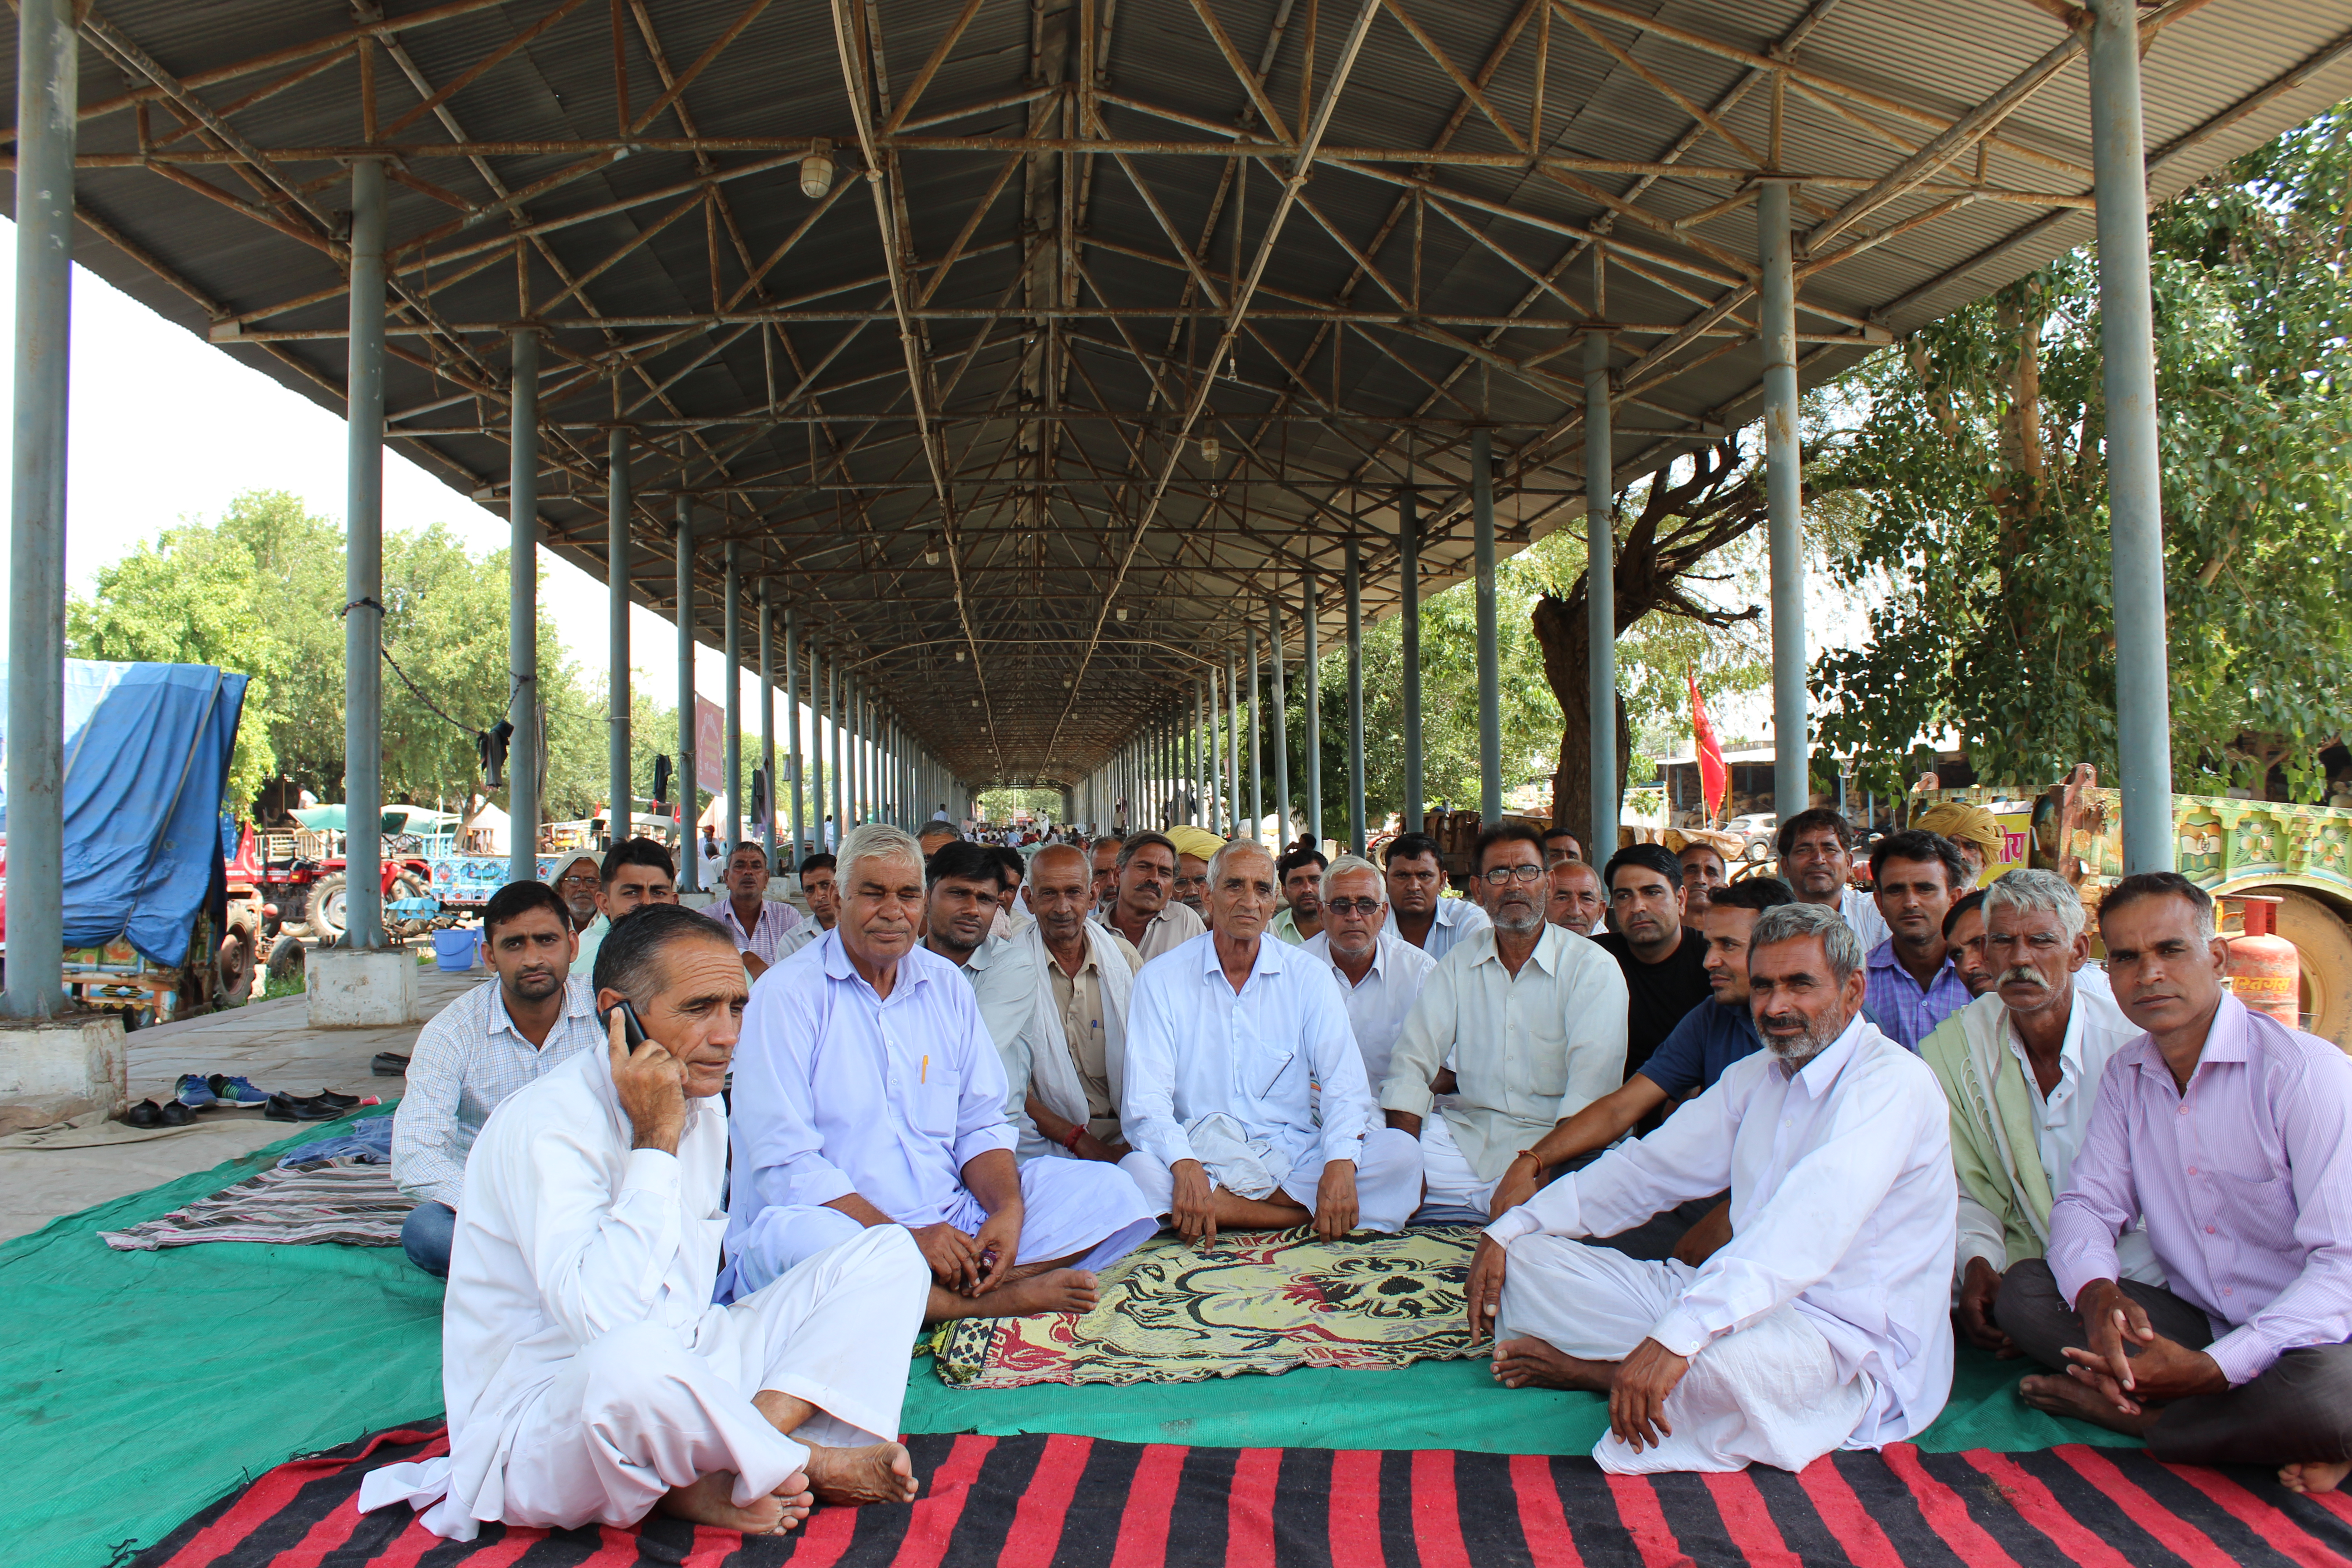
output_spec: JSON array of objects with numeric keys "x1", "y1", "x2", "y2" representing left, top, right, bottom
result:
[
  {"x1": 173, "y1": 1074, "x2": 219, "y2": 1110},
  {"x1": 206, "y1": 1074, "x2": 270, "y2": 1108}
]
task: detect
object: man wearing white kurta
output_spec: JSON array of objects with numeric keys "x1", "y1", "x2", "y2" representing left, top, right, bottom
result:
[
  {"x1": 725, "y1": 824, "x2": 1156, "y2": 1323},
  {"x1": 1298, "y1": 853, "x2": 1436, "y2": 1090},
  {"x1": 1467, "y1": 902, "x2": 1956, "y2": 1474},
  {"x1": 356, "y1": 904, "x2": 931, "y2": 1542},
  {"x1": 1120, "y1": 840, "x2": 1424, "y2": 1239},
  {"x1": 998, "y1": 843, "x2": 1146, "y2": 1164},
  {"x1": 1382, "y1": 825, "x2": 1628, "y2": 1220}
]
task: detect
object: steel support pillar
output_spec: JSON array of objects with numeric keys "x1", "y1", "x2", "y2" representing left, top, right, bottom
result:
[
  {"x1": 758, "y1": 587, "x2": 774, "y2": 865},
  {"x1": 1269, "y1": 603, "x2": 1291, "y2": 846},
  {"x1": 1471, "y1": 429, "x2": 1502, "y2": 823},
  {"x1": 1303, "y1": 573, "x2": 1324, "y2": 844},
  {"x1": 1398, "y1": 490, "x2": 1423, "y2": 835},
  {"x1": 785, "y1": 607, "x2": 804, "y2": 862},
  {"x1": 606, "y1": 428, "x2": 630, "y2": 850},
  {"x1": 2091, "y1": 0, "x2": 2175, "y2": 872},
  {"x1": 1206, "y1": 669, "x2": 1223, "y2": 836},
  {"x1": 507, "y1": 328, "x2": 541, "y2": 885},
  {"x1": 1246, "y1": 629, "x2": 1263, "y2": 849},
  {"x1": 1759, "y1": 181, "x2": 1809, "y2": 819},
  {"x1": 1585, "y1": 330, "x2": 1617, "y2": 854},
  {"x1": 1225, "y1": 648, "x2": 1241, "y2": 843},
  {"x1": 342, "y1": 158, "x2": 387, "y2": 949},
  {"x1": 829, "y1": 658, "x2": 843, "y2": 838},
  {"x1": 806, "y1": 644, "x2": 824, "y2": 852},
  {"x1": 722, "y1": 542, "x2": 742, "y2": 850},
  {"x1": 1345, "y1": 538, "x2": 1367, "y2": 855},
  {"x1": 673, "y1": 497, "x2": 697, "y2": 892}
]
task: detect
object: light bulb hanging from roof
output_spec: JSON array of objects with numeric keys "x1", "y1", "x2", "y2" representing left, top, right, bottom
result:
[{"x1": 799, "y1": 138, "x2": 835, "y2": 199}]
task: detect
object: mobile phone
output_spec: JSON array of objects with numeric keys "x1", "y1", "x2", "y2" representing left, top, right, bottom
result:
[{"x1": 600, "y1": 999, "x2": 650, "y2": 1049}]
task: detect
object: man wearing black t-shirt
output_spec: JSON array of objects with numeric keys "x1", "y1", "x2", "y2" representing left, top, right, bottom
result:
[{"x1": 1590, "y1": 843, "x2": 1712, "y2": 1080}]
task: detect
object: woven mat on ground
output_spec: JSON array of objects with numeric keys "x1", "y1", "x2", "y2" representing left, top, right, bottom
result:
[
  {"x1": 98, "y1": 1155, "x2": 408, "y2": 1251},
  {"x1": 932, "y1": 1225, "x2": 1484, "y2": 1387},
  {"x1": 134, "y1": 1419, "x2": 2352, "y2": 1568}
]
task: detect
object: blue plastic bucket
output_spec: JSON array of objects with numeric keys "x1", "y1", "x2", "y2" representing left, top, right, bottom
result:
[{"x1": 432, "y1": 927, "x2": 480, "y2": 972}]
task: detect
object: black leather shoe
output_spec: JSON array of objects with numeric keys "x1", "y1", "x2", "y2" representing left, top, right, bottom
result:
[
  {"x1": 122, "y1": 1099, "x2": 164, "y2": 1128},
  {"x1": 371, "y1": 1053, "x2": 409, "y2": 1077},
  {"x1": 311, "y1": 1089, "x2": 359, "y2": 1109},
  {"x1": 157, "y1": 1100, "x2": 196, "y2": 1127},
  {"x1": 265, "y1": 1094, "x2": 341, "y2": 1122}
]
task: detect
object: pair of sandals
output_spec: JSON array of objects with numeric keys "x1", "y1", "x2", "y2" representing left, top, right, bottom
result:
[
  {"x1": 265, "y1": 1089, "x2": 360, "y2": 1122},
  {"x1": 121, "y1": 1098, "x2": 201, "y2": 1128}
]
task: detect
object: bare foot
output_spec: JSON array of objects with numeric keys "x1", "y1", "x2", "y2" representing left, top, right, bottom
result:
[
  {"x1": 2017, "y1": 1373, "x2": 2160, "y2": 1438},
  {"x1": 657, "y1": 1468, "x2": 813, "y2": 1534},
  {"x1": 2278, "y1": 1460, "x2": 2352, "y2": 1495},
  {"x1": 803, "y1": 1441, "x2": 919, "y2": 1505},
  {"x1": 1492, "y1": 1336, "x2": 1616, "y2": 1392},
  {"x1": 927, "y1": 1268, "x2": 1099, "y2": 1322}
]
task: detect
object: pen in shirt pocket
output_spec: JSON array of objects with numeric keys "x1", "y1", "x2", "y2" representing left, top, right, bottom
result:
[{"x1": 921, "y1": 1054, "x2": 929, "y2": 1083}]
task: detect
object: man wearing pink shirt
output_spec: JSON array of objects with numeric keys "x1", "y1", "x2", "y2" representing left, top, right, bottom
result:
[{"x1": 1998, "y1": 872, "x2": 2352, "y2": 1495}]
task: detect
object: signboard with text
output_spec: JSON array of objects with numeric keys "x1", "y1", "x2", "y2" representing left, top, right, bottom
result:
[{"x1": 695, "y1": 696, "x2": 724, "y2": 793}]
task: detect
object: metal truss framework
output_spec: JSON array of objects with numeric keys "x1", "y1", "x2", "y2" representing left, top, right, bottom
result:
[{"x1": 24, "y1": 0, "x2": 2352, "y2": 783}]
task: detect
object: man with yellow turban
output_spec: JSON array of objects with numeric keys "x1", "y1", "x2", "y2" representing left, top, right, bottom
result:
[
  {"x1": 1165, "y1": 826, "x2": 1227, "y2": 923},
  {"x1": 1912, "y1": 803, "x2": 2000, "y2": 887}
]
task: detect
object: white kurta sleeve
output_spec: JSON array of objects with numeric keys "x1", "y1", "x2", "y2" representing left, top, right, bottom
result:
[
  {"x1": 1299, "y1": 964, "x2": 1375, "y2": 1166},
  {"x1": 492, "y1": 1118, "x2": 690, "y2": 1346},
  {"x1": 1485, "y1": 1065, "x2": 1741, "y2": 1250},
  {"x1": 946, "y1": 991, "x2": 1019, "y2": 1170},
  {"x1": 1119, "y1": 965, "x2": 1199, "y2": 1171},
  {"x1": 1378, "y1": 961, "x2": 1455, "y2": 1120},
  {"x1": 1955, "y1": 1191, "x2": 2008, "y2": 1285},
  {"x1": 1557, "y1": 957, "x2": 1631, "y2": 1122},
  {"x1": 730, "y1": 968, "x2": 859, "y2": 1210},
  {"x1": 1647, "y1": 1065, "x2": 1940, "y2": 1359}
]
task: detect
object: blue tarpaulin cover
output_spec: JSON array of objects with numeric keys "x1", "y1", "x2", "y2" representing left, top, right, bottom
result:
[{"x1": 0, "y1": 660, "x2": 249, "y2": 966}]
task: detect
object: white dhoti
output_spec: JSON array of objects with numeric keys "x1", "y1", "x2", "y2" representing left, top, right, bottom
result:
[
  {"x1": 1497, "y1": 1234, "x2": 1872, "y2": 1474},
  {"x1": 1414, "y1": 1112, "x2": 1500, "y2": 1221},
  {"x1": 358, "y1": 1225, "x2": 931, "y2": 1540},
  {"x1": 722, "y1": 1156, "x2": 1156, "y2": 1301},
  {"x1": 1118, "y1": 1122, "x2": 1424, "y2": 1234}
]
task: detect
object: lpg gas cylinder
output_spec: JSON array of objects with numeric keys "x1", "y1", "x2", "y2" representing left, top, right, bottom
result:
[{"x1": 2227, "y1": 897, "x2": 2300, "y2": 1028}]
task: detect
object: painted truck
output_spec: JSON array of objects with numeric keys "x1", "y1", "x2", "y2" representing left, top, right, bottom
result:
[{"x1": 1928, "y1": 764, "x2": 2352, "y2": 1047}]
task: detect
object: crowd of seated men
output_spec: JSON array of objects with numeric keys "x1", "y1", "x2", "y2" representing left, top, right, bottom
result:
[{"x1": 372, "y1": 808, "x2": 2352, "y2": 1544}]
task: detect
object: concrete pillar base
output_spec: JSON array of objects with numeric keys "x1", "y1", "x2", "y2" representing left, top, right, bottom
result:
[
  {"x1": 306, "y1": 947, "x2": 419, "y2": 1028},
  {"x1": 0, "y1": 1014, "x2": 130, "y2": 1132}
]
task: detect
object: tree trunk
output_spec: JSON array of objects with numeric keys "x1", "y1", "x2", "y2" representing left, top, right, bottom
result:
[{"x1": 1532, "y1": 592, "x2": 1631, "y2": 844}]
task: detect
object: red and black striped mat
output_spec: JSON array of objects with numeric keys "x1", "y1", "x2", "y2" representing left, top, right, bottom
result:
[{"x1": 133, "y1": 1420, "x2": 2352, "y2": 1568}]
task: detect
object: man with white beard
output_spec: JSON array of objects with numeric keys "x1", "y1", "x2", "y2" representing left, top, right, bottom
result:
[{"x1": 1467, "y1": 901, "x2": 1956, "y2": 1474}]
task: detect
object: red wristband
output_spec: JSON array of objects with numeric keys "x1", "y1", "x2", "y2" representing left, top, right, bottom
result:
[{"x1": 1062, "y1": 1122, "x2": 1086, "y2": 1152}]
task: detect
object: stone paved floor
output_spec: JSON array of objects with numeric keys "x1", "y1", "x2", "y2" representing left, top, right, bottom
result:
[{"x1": 0, "y1": 959, "x2": 481, "y2": 1243}]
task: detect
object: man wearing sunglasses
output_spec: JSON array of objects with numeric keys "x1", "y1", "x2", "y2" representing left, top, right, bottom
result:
[
  {"x1": 1381, "y1": 824, "x2": 1629, "y2": 1221},
  {"x1": 1298, "y1": 853, "x2": 1436, "y2": 1089}
]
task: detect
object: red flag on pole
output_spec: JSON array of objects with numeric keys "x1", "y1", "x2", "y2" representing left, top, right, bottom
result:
[{"x1": 1690, "y1": 672, "x2": 1728, "y2": 823}]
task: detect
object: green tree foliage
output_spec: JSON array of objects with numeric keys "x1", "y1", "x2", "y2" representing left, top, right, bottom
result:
[
  {"x1": 1810, "y1": 104, "x2": 2352, "y2": 800},
  {"x1": 67, "y1": 490, "x2": 687, "y2": 823}
]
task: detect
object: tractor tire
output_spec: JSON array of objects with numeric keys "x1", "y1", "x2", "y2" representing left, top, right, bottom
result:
[
  {"x1": 216, "y1": 923, "x2": 258, "y2": 1008},
  {"x1": 2259, "y1": 887, "x2": 2352, "y2": 1049},
  {"x1": 387, "y1": 872, "x2": 435, "y2": 939},
  {"x1": 176, "y1": 909, "x2": 218, "y2": 1019},
  {"x1": 309, "y1": 871, "x2": 348, "y2": 946},
  {"x1": 267, "y1": 933, "x2": 308, "y2": 983}
]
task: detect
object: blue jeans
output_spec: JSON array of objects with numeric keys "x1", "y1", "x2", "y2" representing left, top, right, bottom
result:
[{"x1": 402, "y1": 1201, "x2": 456, "y2": 1279}]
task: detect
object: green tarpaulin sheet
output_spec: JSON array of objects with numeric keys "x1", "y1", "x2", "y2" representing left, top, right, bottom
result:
[{"x1": 0, "y1": 1108, "x2": 2135, "y2": 1568}]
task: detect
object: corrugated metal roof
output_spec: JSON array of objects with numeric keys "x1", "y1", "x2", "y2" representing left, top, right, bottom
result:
[{"x1": 7, "y1": 0, "x2": 2348, "y2": 782}]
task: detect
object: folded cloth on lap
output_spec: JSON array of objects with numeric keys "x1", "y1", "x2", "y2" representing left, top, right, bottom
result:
[
  {"x1": 1184, "y1": 1112, "x2": 1290, "y2": 1200},
  {"x1": 98, "y1": 1157, "x2": 409, "y2": 1251}
]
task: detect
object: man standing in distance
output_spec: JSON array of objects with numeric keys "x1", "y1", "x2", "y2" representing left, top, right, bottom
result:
[
  {"x1": 1863, "y1": 830, "x2": 1971, "y2": 1050},
  {"x1": 1998, "y1": 874, "x2": 2352, "y2": 1494},
  {"x1": 1105, "y1": 831, "x2": 1206, "y2": 962},
  {"x1": 1121, "y1": 841, "x2": 1424, "y2": 1240},
  {"x1": 1592, "y1": 844, "x2": 1713, "y2": 1081},
  {"x1": 1776, "y1": 807, "x2": 1887, "y2": 952},
  {"x1": 1382, "y1": 826, "x2": 1627, "y2": 1221},
  {"x1": 1548, "y1": 860, "x2": 1606, "y2": 938},
  {"x1": 1299, "y1": 853, "x2": 1435, "y2": 1090},
  {"x1": 1382, "y1": 833, "x2": 1491, "y2": 960},
  {"x1": 724, "y1": 825, "x2": 1155, "y2": 1322},
  {"x1": 1468, "y1": 903, "x2": 1956, "y2": 1473},
  {"x1": 1270, "y1": 846, "x2": 1330, "y2": 945}
]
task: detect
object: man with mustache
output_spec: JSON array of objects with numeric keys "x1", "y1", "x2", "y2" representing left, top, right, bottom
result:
[
  {"x1": 392, "y1": 879, "x2": 609, "y2": 1279},
  {"x1": 1994, "y1": 872, "x2": 2352, "y2": 1496},
  {"x1": 1269, "y1": 846, "x2": 1329, "y2": 945},
  {"x1": 995, "y1": 843, "x2": 1146, "y2": 1164},
  {"x1": 1593, "y1": 844, "x2": 1713, "y2": 1081},
  {"x1": 1862, "y1": 829, "x2": 1973, "y2": 1050},
  {"x1": 1466, "y1": 902, "x2": 1956, "y2": 1473},
  {"x1": 1547, "y1": 859, "x2": 1607, "y2": 938},
  {"x1": 1381, "y1": 825, "x2": 1627, "y2": 1221},
  {"x1": 1921, "y1": 870, "x2": 2155, "y2": 1363},
  {"x1": 1942, "y1": 891, "x2": 1996, "y2": 999},
  {"x1": 1105, "y1": 832, "x2": 1205, "y2": 961},
  {"x1": 1776, "y1": 808, "x2": 1887, "y2": 953}
]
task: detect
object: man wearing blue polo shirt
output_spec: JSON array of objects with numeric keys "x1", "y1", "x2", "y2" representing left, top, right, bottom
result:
[{"x1": 1482, "y1": 878, "x2": 1796, "y2": 1304}]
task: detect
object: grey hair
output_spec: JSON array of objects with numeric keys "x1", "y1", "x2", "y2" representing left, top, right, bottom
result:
[
  {"x1": 838, "y1": 822, "x2": 923, "y2": 885},
  {"x1": 1024, "y1": 840, "x2": 1088, "y2": 888},
  {"x1": 1206, "y1": 837, "x2": 1275, "y2": 889},
  {"x1": 1983, "y1": 867, "x2": 2086, "y2": 941},
  {"x1": 1320, "y1": 852, "x2": 1383, "y2": 904},
  {"x1": 1749, "y1": 901, "x2": 1864, "y2": 985}
]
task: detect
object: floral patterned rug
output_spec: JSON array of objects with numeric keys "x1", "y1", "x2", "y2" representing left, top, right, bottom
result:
[{"x1": 930, "y1": 1224, "x2": 1485, "y2": 1387}]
